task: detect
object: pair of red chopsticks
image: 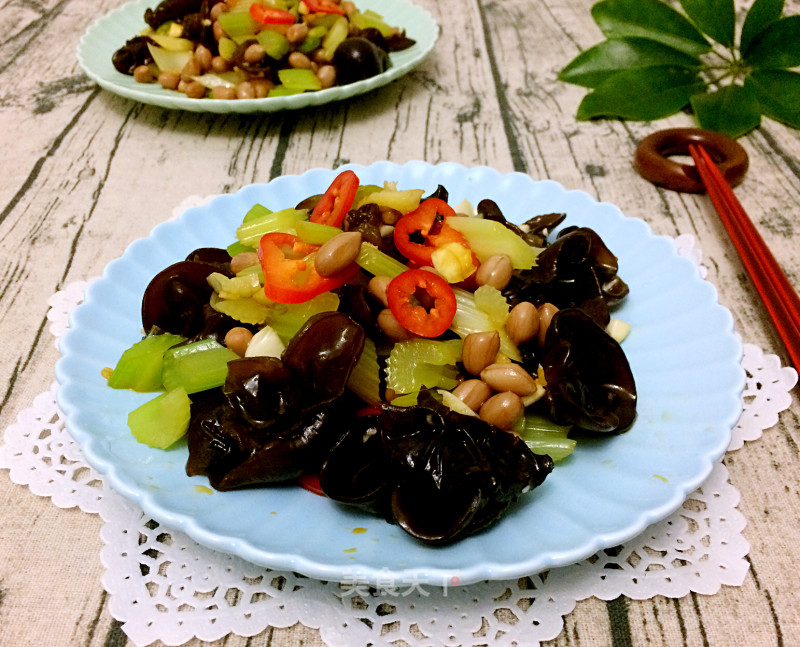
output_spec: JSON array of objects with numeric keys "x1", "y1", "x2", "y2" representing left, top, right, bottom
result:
[{"x1": 688, "y1": 143, "x2": 800, "y2": 372}]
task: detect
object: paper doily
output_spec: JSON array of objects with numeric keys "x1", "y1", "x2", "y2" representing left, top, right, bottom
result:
[{"x1": 1, "y1": 234, "x2": 797, "y2": 647}]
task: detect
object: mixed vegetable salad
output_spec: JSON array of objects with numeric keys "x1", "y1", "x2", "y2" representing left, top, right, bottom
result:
[
  {"x1": 106, "y1": 171, "x2": 637, "y2": 544},
  {"x1": 112, "y1": 0, "x2": 415, "y2": 99}
]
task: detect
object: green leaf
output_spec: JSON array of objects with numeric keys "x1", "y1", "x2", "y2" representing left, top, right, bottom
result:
[
  {"x1": 747, "y1": 69, "x2": 800, "y2": 129},
  {"x1": 741, "y1": 0, "x2": 784, "y2": 55},
  {"x1": 576, "y1": 65, "x2": 705, "y2": 121},
  {"x1": 691, "y1": 84, "x2": 761, "y2": 138},
  {"x1": 559, "y1": 37, "x2": 701, "y2": 88},
  {"x1": 679, "y1": 0, "x2": 735, "y2": 47},
  {"x1": 591, "y1": 0, "x2": 711, "y2": 56},
  {"x1": 744, "y1": 15, "x2": 800, "y2": 68}
]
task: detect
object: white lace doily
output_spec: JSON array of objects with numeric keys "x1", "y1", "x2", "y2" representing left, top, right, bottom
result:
[{"x1": 1, "y1": 234, "x2": 797, "y2": 647}]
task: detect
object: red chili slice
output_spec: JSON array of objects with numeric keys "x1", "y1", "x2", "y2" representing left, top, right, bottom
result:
[
  {"x1": 386, "y1": 269, "x2": 457, "y2": 337},
  {"x1": 310, "y1": 170, "x2": 359, "y2": 227},
  {"x1": 299, "y1": 473, "x2": 326, "y2": 496},
  {"x1": 303, "y1": 0, "x2": 346, "y2": 15},
  {"x1": 258, "y1": 232, "x2": 359, "y2": 304},
  {"x1": 393, "y1": 198, "x2": 475, "y2": 267},
  {"x1": 249, "y1": 4, "x2": 296, "y2": 24}
]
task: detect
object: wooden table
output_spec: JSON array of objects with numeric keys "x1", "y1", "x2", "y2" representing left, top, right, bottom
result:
[{"x1": 2, "y1": 0, "x2": 799, "y2": 645}]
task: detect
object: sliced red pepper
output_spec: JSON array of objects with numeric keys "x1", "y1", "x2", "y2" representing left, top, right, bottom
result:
[
  {"x1": 303, "y1": 0, "x2": 346, "y2": 15},
  {"x1": 250, "y1": 4, "x2": 296, "y2": 24},
  {"x1": 386, "y1": 269, "x2": 457, "y2": 338},
  {"x1": 393, "y1": 198, "x2": 475, "y2": 267},
  {"x1": 299, "y1": 473, "x2": 326, "y2": 496},
  {"x1": 258, "y1": 232, "x2": 359, "y2": 304},
  {"x1": 310, "y1": 170, "x2": 359, "y2": 227}
]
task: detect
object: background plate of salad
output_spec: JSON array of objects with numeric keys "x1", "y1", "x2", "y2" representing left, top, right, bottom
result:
[
  {"x1": 55, "y1": 161, "x2": 744, "y2": 585},
  {"x1": 77, "y1": 0, "x2": 439, "y2": 113}
]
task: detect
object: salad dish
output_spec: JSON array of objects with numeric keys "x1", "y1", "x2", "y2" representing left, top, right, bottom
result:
[
  {"x1": 56, "y1": 162, "x2": 744, "y2": 585},
  {"x1": 78, "y1": 0, "x2": 438, "y2": 112}
]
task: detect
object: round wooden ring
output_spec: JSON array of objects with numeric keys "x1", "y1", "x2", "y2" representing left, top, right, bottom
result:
[{"x1": 634, "y1": 128, "x2": 749, "y2": 193}]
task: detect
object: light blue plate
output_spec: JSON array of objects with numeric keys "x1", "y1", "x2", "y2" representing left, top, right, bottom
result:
[
  {"x1": 56, "y1": 162, "x2": 745, "y2": 586},
  {"x1": 77, "y1": 0, "x2": 439, "y2": 113}
]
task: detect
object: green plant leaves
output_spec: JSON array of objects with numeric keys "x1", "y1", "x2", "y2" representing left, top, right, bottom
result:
[
  {"x1": 558, "y1": 38, "x2": 701, "y2": 88},
  {"x1": 577, "y1": 67, "x2": 705, "y2": 121},
  {"x1": 679, "y1": 0, "x2": 735, "y2": 46},
  {"x1": 560, "y1": 0, "x2": 800, "y2": 137},
  {"x1": 744, "y1": 16, "x2": 800, "y2": 68},
  {"x1": 747, "y1": 70, "x2": 800, "y2": 129},
  {"x1": 592, "y1": 0, "x2": 711, "y2": 55},
  {"x1": 740, "y1": 0, "x2": 784, "y2": 54},
  {"x1": 691, "y1": 84, "x2": 761, "y2": 137}
]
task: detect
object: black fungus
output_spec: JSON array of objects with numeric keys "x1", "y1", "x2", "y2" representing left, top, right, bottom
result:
[
  {"x1": 503, "y1": 227, "x2": 629, "y2": 327},
  {"x1": 112, "y1": 36, "x2": 155, "y2": 75},
  {"x1": 333, "y1": 37, "x2": 390, "y2": 85},
  {"x1": 185, "y1": 312, "x2": 366, "y2": 490},
  {"x1": 542, "y1": 309, "x2": 637, "y2": 434},
  {"x1": 144, "y1": 0, "x2": 205, "y2": 29},
  {"x1": 319, "y1": 392, "x2": 553, "y2": 545}
]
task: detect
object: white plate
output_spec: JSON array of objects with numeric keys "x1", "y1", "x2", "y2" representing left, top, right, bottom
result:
[
  {"x1": 77, "y1": 0, "x2": 439, "y2": 113},
  {"x1": 56, "y1": 161, "x2": 744, "y2": 586}
]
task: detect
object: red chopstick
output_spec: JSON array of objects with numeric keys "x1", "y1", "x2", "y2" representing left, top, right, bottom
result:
[{"x1": 689, "y1": 143, "x2": 800, "y2": 371}]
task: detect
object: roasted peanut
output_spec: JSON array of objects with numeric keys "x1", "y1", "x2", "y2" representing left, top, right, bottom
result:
[
  {"x1": 225, "y1": 327, "x2": 253, "y2": 357},
  {"x1": 480, "y1": 362, "x2": 537, "y2": 396},
  {"x1": 377, "y1": 308, "x2": 415, "y2": 341},
  {"x1": 180, "y1": 58, "x2": 202, "y2": 82},
  {"x1": 506, "y1": 301, "x2": 540, "y2": 346},
  {"x1": 211, "y1": 85, "x2": 236, "y2": 100},
  {"x1": 194, "y1": 44, "x2": 213, "y2": 72},
  {"x1": 288, "y1": 51, "x2": 313, "y2": 69},
  {"x1": 537, "y1": 302, "x2": 558, "y2": 346},
  {"x1": 286, "y1": 22, "x2": 309, "y2": 44},
  {"x1": 133, "y1": 65, "x2": 153, "y2": 83},
  {"x1": 367, "y1": 275, "x2": 392, "y2": 307},
  {"x1": 211, "y1": 55, "x2": 231, "y2": 73},
  {"x1": 184, "y1": 81, "x2": 206, "y2": 99},
  {"x1": 158, "y1": 71, "x2": 181, "y2": 90},
  {"x1": 462, "y1": 331, "x2": 500, "y2": 375},
  {"x1": 314, "y1": 231, "x2": 362, "y2": 276},
  {"x1": 235, "y1": 81, "x2": 255, "y2": 99},
  {"x1": 479, "y1": 391, "x2": 524, "y2": 430},
  {"x1": 243, "y1": 43, "x2": 266, "y2": 64},
  {"x1": 316, "y1": 64, "x2": 336, "y2": 88},
  {"x1": 475, "y1": 254, "x2": 513, "y2": 290},
  {"x1": 230, "y1": 251, "x2": 259, "y2": 274},
  {"x1": 451, "y1": 379, "x2": 493, "y2": 412}
]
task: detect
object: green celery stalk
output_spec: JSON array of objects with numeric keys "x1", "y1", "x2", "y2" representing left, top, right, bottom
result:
[
  {"x1": 161, "y1": 339, "x2": 238, "y2": 394},
  {"x1": 277, "y1": 68, "x2": 322, "y2": 91},
  {"x1": 128, "y1": 387, "x2": 191, "y2": 449},
  {"x1": 108, "y1": 333, "x2": 185, "y2": 392},
  {"x1": 446, "y1": 216, "x2": 542, "y2": 269},
  {"x1": 293, "y1": 220, "x2": 341, "y2": 245},
  {"x1": 258, "y1": 30, "x2": 290, "y2": 60},
  {"x1": 321, "y1": 16, "x2": 348, "y2": 61},
  {"x1": 516, "y1": 412, "x2": 576, "y2": 462},
  {"x1": 265, "y1": 291, "x2": 340, "y2": 343},
  {"x1": 356, "y1": 242, "x2": 408, "y2": 278},
  {"x1": 236, "y1": 208, "x2": 309, "y2": 247},
  {"x1": 227, "y1": 241, "x2": 256, "y2": 256},
  {"x1": 347, "y1": 337, "x2": 381, "y2": 405},
  {"x1": 217, "y1": 11, "x2": 259, "y2": 38}
]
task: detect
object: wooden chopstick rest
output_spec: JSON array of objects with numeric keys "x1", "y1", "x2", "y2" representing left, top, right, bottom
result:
[{"x1": 634, "y1": 128, "x2": 749, "y2": 193}]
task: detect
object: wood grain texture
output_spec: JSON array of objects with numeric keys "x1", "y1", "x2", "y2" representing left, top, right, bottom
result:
[{"x1": 1, "y1": 0, "x2": 799, "y2": 645}]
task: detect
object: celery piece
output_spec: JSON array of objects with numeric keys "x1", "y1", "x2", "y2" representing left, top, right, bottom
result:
[
  {"x1": 147, "y1": 44, "x2": 193, "y2": 74},
  {"x1": 268, "y1": 85, "x2": 304, "y2": 97},
  {"x1": 390, "y1": 391, "x2": 419, "y2": 407},
  {"x1": 217, "y1": 11, "x2": 259, "y2": 38},
  {"x1": 430, "y1": 242, "x2": 474, "y2": 283},
  {"x1": 516, "y1": 412, "x2": 576, "y2": 462},
  {"x1": 353, "y1": 184, "x2": 383, "y2": 205},
  {"x1": 128, "y1": 387, "x2": 191, "y2": 449},
  {"x1": 451, "y1": 287, "x2": 520, "y2": 361},
  {"x1": 210, "y1": 293, "x2": 271, "y2": 325},
  {"x1": 321, "y1": 16, "x2": 348, "y2": 61},
  {"x1": 207, "y1": 271, "x2": 261, "y2": 299},
  {"x1": 235, "y1": 208, "x2": 308, "y2": 247},
  {"x1": 473, "y1": 285, "x2": 509, "y2": 327},
  {"x1": 278, "y1": 68, "x2": 322, "y2": 91},
  {"x1": 161, "y1": 339, "x2": 238, "y2": 394},
  {"x1": 265, "y1": 291, "x2": 340, "y2": 343},
  {"x1": 258, "y1": 30, "x2": 290, "y2": 60},
  {"x1": 437, "y1": 388, "x2": 478, "y2": 417},
  {"x1": 149, "y1": 34, "x2": 194, "y2": 52},
  {"x1": 227, "y1": 241, "x2": 255, "y2": 257},
  {"x1": 218, "y1": 37, "x2": 237, "y2": 61},
  {"x1": 293, "y1": 220, "x2": 340, "y2": 245},
  {"x1": 356, "y1": 242, "x2": 408, "y2": 278},
  {"x1": 386, "y1": 339, "x2": 462, "y2": 393},
  {"x1": 297, "y1": 25, "x2": 327, "y2": 53},
  {"x1": 347, "y1": 337, "x2": 381, "y2": 405},
  {"x1": 357, "y1": 187, "x2": 424, "y2": 213},
  {"x1": 244, "y1": 203, "x2": 272, "y2": 223},
  {"x1": 107, "y1": 333, "x2": 185, "y2": 392},
  {"x1": 349, "y1": 9, "x2": 393, "y2": 37},
  {"x1": 447, "y1": 216, "x2": 542, "y2": 269}
]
